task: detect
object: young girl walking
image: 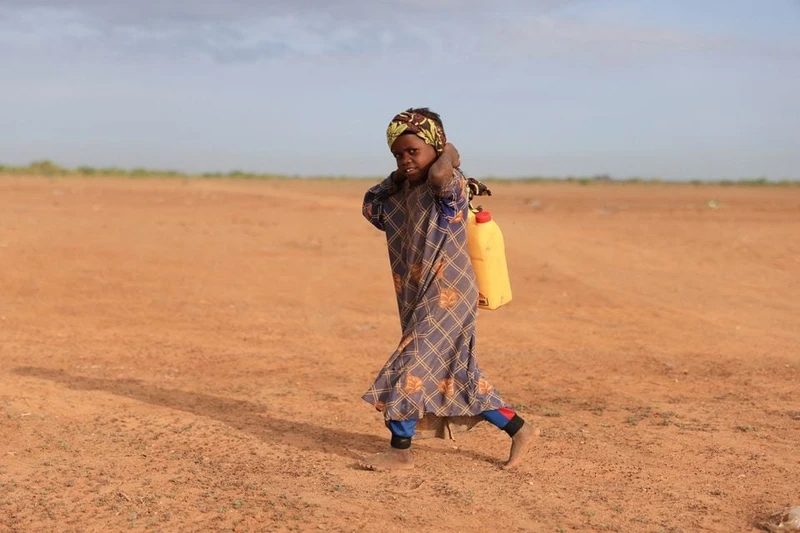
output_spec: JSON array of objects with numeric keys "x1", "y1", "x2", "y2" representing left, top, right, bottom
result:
[{"x1": 360, "y1": 108, "x2": 537, "y2": 471}]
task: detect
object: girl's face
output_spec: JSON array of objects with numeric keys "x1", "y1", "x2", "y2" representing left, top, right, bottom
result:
[{"x1": 390, "y1": 133, "x2": 437, "y2": 183}]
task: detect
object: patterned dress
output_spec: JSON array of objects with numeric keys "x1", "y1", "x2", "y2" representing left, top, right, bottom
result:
[{"x1": 362, "y1": 169, "x2": 509, "y2": 439}]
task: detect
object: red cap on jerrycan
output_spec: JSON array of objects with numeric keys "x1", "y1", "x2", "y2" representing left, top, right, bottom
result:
[{"x1": 475, "y1": 211, "x2": 492, "y2": 223}]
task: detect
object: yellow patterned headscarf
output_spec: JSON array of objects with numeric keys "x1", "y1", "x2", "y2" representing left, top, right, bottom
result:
[{"x1": 386, "y1": 111, "x2": 446, "y2": 154}]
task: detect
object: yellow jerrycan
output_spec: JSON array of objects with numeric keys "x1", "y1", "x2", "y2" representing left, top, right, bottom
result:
[{"x1": 466, "y1": 208, "x2": 512, "y2": 310}]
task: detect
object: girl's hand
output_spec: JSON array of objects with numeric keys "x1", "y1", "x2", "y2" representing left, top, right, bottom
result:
[
  {"x1": 443, "y1": 143, "x2": 460, "y2": 168},
  {"x1": 429, "y1": 143, "x2": 461, "y2": 190}
]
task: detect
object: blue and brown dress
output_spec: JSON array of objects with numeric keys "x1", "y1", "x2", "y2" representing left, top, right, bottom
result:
[{"x1": 361, "y1": 166, "x2": 519, "y2": 440}]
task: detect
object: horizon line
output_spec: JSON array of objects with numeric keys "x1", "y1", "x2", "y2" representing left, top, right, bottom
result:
[{"x1": 1, "y1": 159, "x2": 798, "y2": 184}]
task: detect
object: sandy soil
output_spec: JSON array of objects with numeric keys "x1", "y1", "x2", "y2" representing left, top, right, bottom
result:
[{"x1": 1, "y1": 176, "x2": 798, "y2": 532}]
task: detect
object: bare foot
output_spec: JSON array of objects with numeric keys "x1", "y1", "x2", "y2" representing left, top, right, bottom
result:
[
  {"x1": 358, "y1": 448, "x2": 414, "y2": 471},
  {"x1": 502, "y1": 423, "x2": 539, "y2": 470}
]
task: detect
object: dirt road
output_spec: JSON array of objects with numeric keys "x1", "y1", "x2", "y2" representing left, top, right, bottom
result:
[{"x1": 1, "y1": 176, "x2": 798, "y2": 532}]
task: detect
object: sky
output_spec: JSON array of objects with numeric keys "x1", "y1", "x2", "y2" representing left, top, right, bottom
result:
[{"x1": 1, "y1": 0, "x2": 799, "y2": 180}]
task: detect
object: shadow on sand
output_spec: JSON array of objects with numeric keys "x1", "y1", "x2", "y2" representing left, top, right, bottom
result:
[{"x1": 12, "y1": 366, "x2": 498, "y2": 467}]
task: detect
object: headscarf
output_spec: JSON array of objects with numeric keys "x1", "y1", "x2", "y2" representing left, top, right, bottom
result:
[{"x1": 386, "y1": 111, "x2": 447, "y2": 154}]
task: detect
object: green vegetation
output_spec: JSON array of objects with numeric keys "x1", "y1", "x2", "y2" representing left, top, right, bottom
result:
[
  {"x1": 0, "y1": 159, "x2": 286, "y2": 180},
  {"x1": 0, "y1": 160, "x2": 797, "y2": 185}
]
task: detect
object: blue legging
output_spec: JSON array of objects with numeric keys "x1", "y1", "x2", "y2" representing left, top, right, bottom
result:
[{"x1": 388, "y1": 407, "x2": 517, "y2": 438}]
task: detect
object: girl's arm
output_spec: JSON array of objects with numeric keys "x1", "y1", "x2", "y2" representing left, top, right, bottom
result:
[
  {"x1": 362, "y1": 172, "x2": 404, "y2": 231},
  {"x1": 429, "y1": 144, "x2": 468, "y2": 222},
  {"x1": 428, "y1": 144, "x2": 461, "y2": 192}
]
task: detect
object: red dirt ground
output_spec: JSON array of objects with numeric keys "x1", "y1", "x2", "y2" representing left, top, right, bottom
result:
[{"x1": 1, "y1": 176, "x2": 798, "y2": 532}]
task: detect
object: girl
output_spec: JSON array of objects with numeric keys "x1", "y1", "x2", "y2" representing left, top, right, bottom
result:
[{"x1": 359, "y1": 108, "x2": 537, "y2": 471}]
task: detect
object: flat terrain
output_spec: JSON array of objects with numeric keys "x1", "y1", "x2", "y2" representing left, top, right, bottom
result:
[{"x1": 1, "y1": 176, "x2": 798, "y2": 532}]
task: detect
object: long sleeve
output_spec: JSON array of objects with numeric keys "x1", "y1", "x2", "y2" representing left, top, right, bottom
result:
[
  {"x1": 362, "y1": 174, "x2": 401, "y2": 231},
  {"x1": 431, "y1": 168, "x2": 468, "y2": 223}
]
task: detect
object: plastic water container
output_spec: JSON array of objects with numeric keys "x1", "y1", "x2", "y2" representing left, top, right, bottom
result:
[{"x1": 467, "y1": 209, "x2": 512, "y2": 310}]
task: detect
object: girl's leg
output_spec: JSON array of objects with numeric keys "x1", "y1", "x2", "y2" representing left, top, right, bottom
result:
[
  {"x1": 386, "y1": 419, "x2": 417, "y2": 450},
  {"x1": 482, "y1": 407, "x2": 538, "y2": 469},
  {"x1": 358, "y1": 419, "x2": 417, "y2": 471},
  {"x1": 482, "y1": 407, "x2": 525, "y2": 436}
]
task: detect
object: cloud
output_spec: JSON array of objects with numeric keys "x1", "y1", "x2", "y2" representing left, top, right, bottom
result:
[
  {"x1": 0, "y1": 0, "x2": 572, "y2": 25},
  {"x1": 2, "y1": 0, "x2": 796, "y2": 66},
  {"x1": 481, "y1": 17, "x2": 708, "y2": 61},
  {"x1": 0, "y1": 0, "x2": 585, "y2": 64},
  {"x1": 474, "y1": 10, "x2": 800, "y2": 65}
]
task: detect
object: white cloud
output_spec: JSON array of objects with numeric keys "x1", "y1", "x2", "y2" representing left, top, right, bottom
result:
[
  {"x1": 1, "y1": 0, "x2": 797, "y2": 66},
  {"x1": 0, "y1": 0, "x2": 586, "y2": 63}
]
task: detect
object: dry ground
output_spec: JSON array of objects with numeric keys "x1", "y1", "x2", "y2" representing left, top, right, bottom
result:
[{"x1": 1, "y1": 176, "x2": 798, "y2": 532}]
